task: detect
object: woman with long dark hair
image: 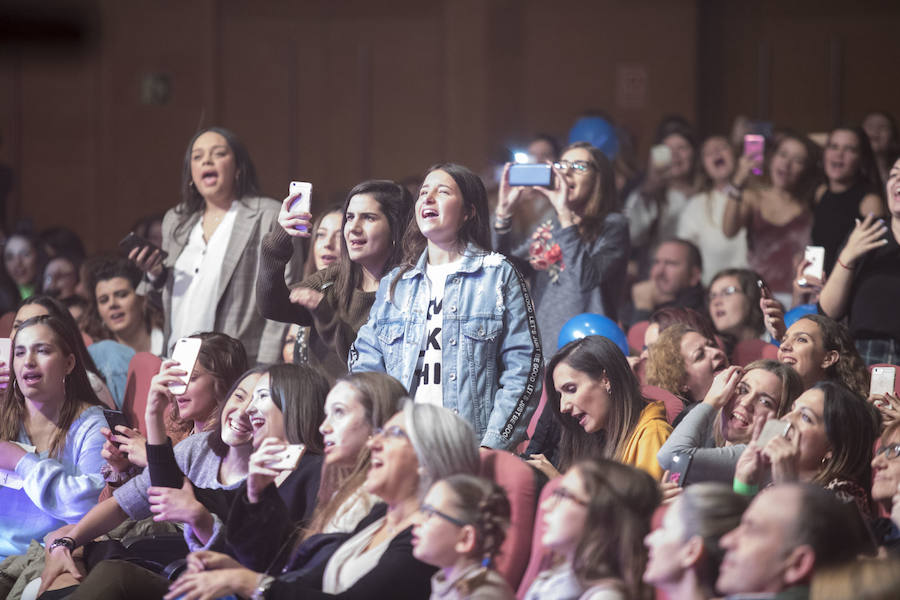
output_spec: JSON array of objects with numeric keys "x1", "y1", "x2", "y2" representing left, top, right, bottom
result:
[
  {"x1": 130, "y1": 126, "x2": 302, "y2": 363},
  {"x1": 258, "y1": 181, "x2": 412, "y2": 379},
  {"x1": 350, "y1": 164, "x2": 543, "y2": 450},
  {"x1": 531, "y1": 335, "x2": 671, "y2": 480},
  {"x1": 494, "y1": 141, "x2": 629, "y2": 349}
]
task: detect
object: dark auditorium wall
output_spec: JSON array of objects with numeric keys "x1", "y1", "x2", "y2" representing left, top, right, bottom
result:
[{"x1": 0, "y1": 0, "x2": 897, "y2": 253}]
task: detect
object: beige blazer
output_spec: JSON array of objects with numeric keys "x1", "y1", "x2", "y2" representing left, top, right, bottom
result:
[{"x1": 158, "y1": 196, "x2": 304, "y2": 363}]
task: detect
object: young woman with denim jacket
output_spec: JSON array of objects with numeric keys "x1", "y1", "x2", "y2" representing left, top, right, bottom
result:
[{"x1": 350, "y1": 164, "x2": 543, "y2": 450}]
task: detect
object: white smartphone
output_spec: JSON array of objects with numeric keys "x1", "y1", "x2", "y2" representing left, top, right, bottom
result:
[
  {"x1": 288, "y1": 181, "x2": 313, "y2": 232},
  {"x1": 268, "y1": 444, "x2": 306, "y2": 470},
  {"x1": 650, "y1": 144, "x2": 672, "y2": 169},
  {"x1": 757, "y1": 418, "x2": 792, "y2": 447},
  {"x1": 0, "y1": 337, "x2": 10, "y2": 362},
  {"x1": 871, "y1": 366, "x2": 896, "y2": 398},
  {"x1": 803, "y1": 246, "x2": 826, "y2": 280},
  {"x1": 168, "y1": 337, "x2": 203, "y2": 395}
]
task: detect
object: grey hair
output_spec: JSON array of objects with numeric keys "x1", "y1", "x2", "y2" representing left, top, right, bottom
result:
[{"x1": 402, "y1": 399, "x2": 480, "y2": 496}]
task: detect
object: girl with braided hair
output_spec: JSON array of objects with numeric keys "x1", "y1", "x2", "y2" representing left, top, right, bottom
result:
[{"x1": 412, "y1": 474, "x2": 514, "y2": 599}]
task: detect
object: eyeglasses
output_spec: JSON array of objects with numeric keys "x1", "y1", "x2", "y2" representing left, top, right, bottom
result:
[
  {"x1": 709, "y1": 285, "x2": 741, "y2": 301},
  {"x1": 553, "y1": 160, "x2": 594, "y2": 174},
  {"x1": 371, "y1": 425, "x2": 409, "y2": 441},
  {"x1": 875, "y1": 444, "x2": 900, "y2": 460},
  {"x1": 548, "y1": 486, "x2": 589, "y2": 507},
  {"x1": 420, "y1": 503, "x2": 469, "y2": 527}
]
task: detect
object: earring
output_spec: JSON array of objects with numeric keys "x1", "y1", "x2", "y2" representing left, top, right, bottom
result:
[{"x1": 604, "y1": 382, "x2": 611, "y2": 394}]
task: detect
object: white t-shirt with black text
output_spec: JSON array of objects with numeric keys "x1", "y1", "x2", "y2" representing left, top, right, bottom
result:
[{"x1": 412, "y1": 259, "x2": 462, "y2": 406}]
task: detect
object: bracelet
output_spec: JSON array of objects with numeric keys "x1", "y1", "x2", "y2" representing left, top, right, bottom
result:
[
  {"x1": 836, "y1": 257, "x2": 855, "y2": 271},
  {"x1": 723, "y1": 182, "x2": 742, "y2": 200},
  {"x1": 494, "y1": 214, "x2": 512, "y2": 233},
  {"x1": 251, "y1": 574, "x2": 275, "y2": 600},
  {"x1": 732, "y1": 479, "x2": 759, "y2": 496},
  {"x1": 48, "y1": 536, "x2": 76, "y2": 553}
]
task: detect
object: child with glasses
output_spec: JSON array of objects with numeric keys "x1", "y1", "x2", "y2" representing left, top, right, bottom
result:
[
  {"x1": 523, "y1": 459, "x2": 660, "y2": 600},
  {"x1": 412, "y1": 474, "x2": 514, "y2": 599}
]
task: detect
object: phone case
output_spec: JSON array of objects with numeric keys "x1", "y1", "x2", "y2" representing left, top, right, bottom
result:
[
  {"x1": 803, "y1": 246, "x2": 826, "y2": 280},
  {"x1": 268, "y1": 444, "x2": 306, "y2": 470},
  {"x1": 289, "y1": 181, "x2": 313, "y2": 232},
  {"x1": 757, "y1": 418, "x2": 792, "y2": 447},
  {"x1": 744, "y1": 134, "x2": 765, "y2": 176},
  {"x1": 169, "y1": 338, "x2": 203, "y2": 395},
  {"x1": 870, "y1": 367, "x2": 896, "y2": 397}
]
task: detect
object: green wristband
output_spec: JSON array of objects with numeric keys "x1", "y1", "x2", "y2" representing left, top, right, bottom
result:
[{"x1": 733, "y1": 479, "x2": 759, "y2": 496}]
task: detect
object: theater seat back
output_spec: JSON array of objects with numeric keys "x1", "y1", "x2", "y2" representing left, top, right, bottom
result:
[
  {"x1": 479, "y1": 448, "x2": 543, "y2": 591},
  {"x1": 122, "y1": 352, "x2": 163, "y2": 435}
]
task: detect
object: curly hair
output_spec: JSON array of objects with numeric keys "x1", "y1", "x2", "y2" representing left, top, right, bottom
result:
[
  {"x1": 440, "y1": 474, "x2": 511, "y2": 562},
  {"x1": 798, "y1": 314, "x2": 869, "y2": 399},
  {"x1": 646, "y1": 323, "x2": 695, "y2": 398}
]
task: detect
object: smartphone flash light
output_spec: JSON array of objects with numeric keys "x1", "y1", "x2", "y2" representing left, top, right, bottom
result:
[{"x1": 513, "y1": 151, "x2": 529, "y2": 164}]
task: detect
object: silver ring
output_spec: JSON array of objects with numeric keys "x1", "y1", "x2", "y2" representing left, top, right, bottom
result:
[{"x1": 797, "y1": 277, "x2": 808, "y2": 287}]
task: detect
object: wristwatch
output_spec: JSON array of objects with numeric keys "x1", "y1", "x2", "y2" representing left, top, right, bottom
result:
[
  {"x1": 48, "y1": 537, "x2": 76, "y2": 553},
  {"x1": 251, "y1": 574, "x2": 275, "y2": 600}
]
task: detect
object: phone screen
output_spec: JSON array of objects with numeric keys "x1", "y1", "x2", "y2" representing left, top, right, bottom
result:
[
  {"x1": 508, "y1": 164, "x2": 553, "y2": 187},
  {"x1": 169, "y1": 338, "x2": 203, "y2": 395}
]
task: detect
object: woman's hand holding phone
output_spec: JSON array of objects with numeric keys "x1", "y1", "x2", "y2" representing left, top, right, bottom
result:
[
  {"x1": 128, "y1": 245, "x2": 165, "y2": 281},
  {"x1": 278, "y1": 194, "x2": 312, "y2": 239},
  {"x1": 496, "y1": 163, "x2": 525, "y2": 221},
  {"x1": 247, "y1": 437, "x2": 289, "y2": 503}
]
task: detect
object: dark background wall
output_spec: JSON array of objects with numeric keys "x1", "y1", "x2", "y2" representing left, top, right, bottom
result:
[{"x1": 1, "y1": 0, "x2": 898, "y2": 253}]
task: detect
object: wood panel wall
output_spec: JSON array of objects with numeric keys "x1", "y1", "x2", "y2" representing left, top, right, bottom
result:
[{"x1": 2, "y1": 0, "x2": 897, "y2": 254}]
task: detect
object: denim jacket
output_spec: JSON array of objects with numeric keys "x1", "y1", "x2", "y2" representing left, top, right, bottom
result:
[{"x1": 349, "y1": 244, "x2": 543, "y2": 449}]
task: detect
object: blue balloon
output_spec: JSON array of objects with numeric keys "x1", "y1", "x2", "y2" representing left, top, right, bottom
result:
[
  {"x1": 784, "y1": 304, "x2": 817, "y2": 330},
  {"x1": 557, "y1": 313, "x2": 628, "y2": 355},
  {"x1": 568, "y1": 117, "x2": 619, "y2": 159}
]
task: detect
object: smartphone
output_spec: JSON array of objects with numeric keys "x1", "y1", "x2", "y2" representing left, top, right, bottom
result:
[
  {"x1": 803, "y1": 246, "x2": 826, "y2": 280},
  {"x1": 650, "y1": 144, "x2": 672, "y2": 169},
  {"x1": 288, "y1": 181, "x2": 313, "y2": 232},
  {"x1": 667, "y1": 451, "x2": 694, "y2": 487},
  {"x1": 0, "y1": 337, "x2": 10, "y2": 362},
  {"x1": 508, "y1": 163, "x2": 553, "y2": 187},
  {"x1": 871, "y1": 366, "x2": 896, "y2": 398},
  {"x1": 119, "y1": 232, "x2": 169, "y2": 260},
  {"x1": 757, "y1": 418, "x2": 792, "y2": 447},
  {"x1": 744, "y1": 134, "x2": 765, "y2": 176},
  {"x1": 268, "y1": 444, "x2": 306, "y2": 470},
  {"x1": 756, "y1": 278, "x2": 772, "y2": 300},
  {"x1": 168, "y1": 337, "x2": 203, "y2": 395},
  {"x1": 103, "y1": 409, "x2": 130, "y2": 448}
]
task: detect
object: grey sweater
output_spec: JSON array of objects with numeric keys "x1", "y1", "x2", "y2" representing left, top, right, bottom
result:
[
  {"x1": 493, "y1": 213, "x2": 629, "y2": 354},
  {"x1": 656, "y1": 402, "x2": 745, "y2": 486},
  {"x1": 113, "y1": 431, "x2": 243, "y2": 520}
]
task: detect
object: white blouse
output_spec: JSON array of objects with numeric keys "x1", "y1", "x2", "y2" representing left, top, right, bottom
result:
[{"x1": 169, "y1": 205, "x2": 237, "y2": 353}]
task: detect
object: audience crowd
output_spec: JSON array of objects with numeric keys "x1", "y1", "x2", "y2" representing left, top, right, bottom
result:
[{"x1": 0, "y1": 110, "x2": 898, "y2": 600}]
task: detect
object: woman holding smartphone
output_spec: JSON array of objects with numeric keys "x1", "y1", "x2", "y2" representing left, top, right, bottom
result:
[
  {"x1": 0, "y1": 314, "x2": 106, "y2": 561},
  {"x1": 819, "y1": 157, "x2": 900, "y2": 366},
  {"x1": 258, "y1": 181, "x2": 412, "y2": 380},
  {"x1": 493, "y1": 142, "x2": 629, "y2": 350},
  {"x1": 350, "y1": 163, "x2": 543, "y2": 450},
  {"x1": 722, "y1": 132, "x2": 820, "y2": 304},
  {"x1": 130, "y1": 127, "x2": 302, "y2": 364}
]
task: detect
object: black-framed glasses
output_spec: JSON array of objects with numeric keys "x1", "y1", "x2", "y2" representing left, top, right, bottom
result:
[
  {"x1": 420, "y1": 503, "x2": 469, "y2": 528},
  {"x1": 875, "y1": 443, "x2": 900, "y2": 460},
  {"x1": 371, "y1": 425, "x2": 409, "y2": 441},
  {"x1": 553, "y1": 160, "x2": 594, "y2": 174},
  {"x1": 549, "y1": 486, "x2": 589, "y2": 507},
  {"x1": 709, "y1": 285, "x2": 741, "y2": 301}
]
